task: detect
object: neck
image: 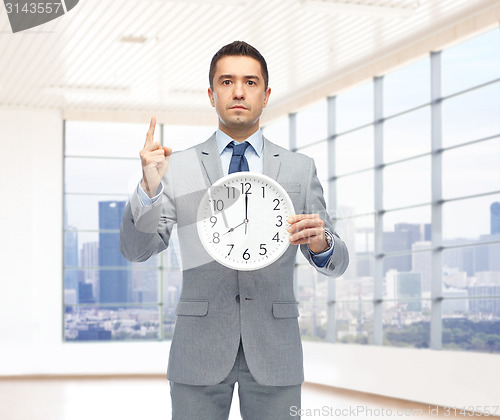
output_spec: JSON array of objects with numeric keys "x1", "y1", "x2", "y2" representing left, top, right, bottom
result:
[{"x1": 219, "y1": 123, "x2": 259, "y2": 143}]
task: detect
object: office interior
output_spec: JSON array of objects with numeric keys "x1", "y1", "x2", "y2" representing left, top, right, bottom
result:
[{"x1": 1, "y1": 0, "x2": 499, "y2": 419}]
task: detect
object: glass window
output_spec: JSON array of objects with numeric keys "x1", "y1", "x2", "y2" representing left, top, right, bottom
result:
[
  {"x1": 442, "y1": 299, "x2": 500, "y2": 352},
  {"x1": 296, "y1": 100, "x2": 327, "y2": 147},
  {"x1": 383, "y1": 206, "x2": 431, "y2": 254},
  {"x1": 336, "y1": 302, "x2": 374, "y2": 344},
  {"x1": 383, "y1": 156, "x2": 431, "y2": 210},
  {"x1": 64, "y1": 306, "x2": 160, "y2": 341},
  {"x1": 65, "y1": 157, "x2": 141, "y2": 195},
  {"x1": 384, "y1": 107, "x2": 431, "y2": 163},
  {"x1": 384, "y1": 57, "x2": 431, "y2": 117},
  {"x1": 63, "y1": 121, "x2": 211, "y2": 341},
  {"x1": 442, "y1": 82, "x2": 500, "y2": 148},
  {"x1": 64, "y1": 194, "x2": 129, "y2": 230},
  {"x1": 442, "y1": 194, "x2": 500, "y2": 245},
  {"x1": 262, "y1": 117, "x2": 289, "y2": 149},
  {"x1": 443, "y1": 244, "x2": 500, "y2": 287},
  {"x1": 442, "y1": 137, "x2": 500, "y2": 200},
  {"x1": 299, "y1": 140, "x2": 328, "y2": 182},
  {"x1": 336, "y1": 263, "x2": 374, "y2": 301},
  {"x1": 442, "y1": 28, "x2": 500, "y2": 96},
  {"x1": 383, "y1": 300, "x2": 431, "y2": 348},
  {"x1": 335, "y1": 126, "x2": 374, "y2": 175},
  {"x1": 299, "y1": 302, "x2": 329, "y2": 342},
  {"x1": 336, "y1": 171, "x2": 374, "y2": 216},
  {"x1": 336, "y1": 81, "x2": 374, "y2": 133},
  {"x1": 65, "y1": 121, "x2": 160, "y2": 158}
]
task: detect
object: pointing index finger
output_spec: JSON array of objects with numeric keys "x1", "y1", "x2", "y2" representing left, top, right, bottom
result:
[{"x1": 144, "y1": 117, "x2": 156, "y2": 147}]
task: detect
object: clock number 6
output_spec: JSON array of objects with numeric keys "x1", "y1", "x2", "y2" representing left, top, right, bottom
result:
[{"x1": 243, "y1": 249, "x2": 250, "y2": 260}]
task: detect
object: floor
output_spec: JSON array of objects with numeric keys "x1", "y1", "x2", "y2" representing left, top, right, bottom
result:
[{"x1": 0, "y1": 376, "x2": 494, "y2": 420}]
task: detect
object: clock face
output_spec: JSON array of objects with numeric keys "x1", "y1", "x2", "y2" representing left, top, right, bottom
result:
[{"x1": 197, "y1": 172, "x2": 295, "y2": 271}]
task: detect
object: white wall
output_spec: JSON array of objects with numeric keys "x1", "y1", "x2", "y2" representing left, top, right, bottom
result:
[{"x1": 0, "y1": 107, "x2": 498, "y2": 411}]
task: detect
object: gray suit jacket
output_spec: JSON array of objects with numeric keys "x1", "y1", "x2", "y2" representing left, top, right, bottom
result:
[{"x1": 119, "y1": 134, "x2": 349, "y2": 386}]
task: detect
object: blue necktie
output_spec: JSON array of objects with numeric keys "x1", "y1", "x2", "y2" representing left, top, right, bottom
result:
[{"x1": 227, "y1": 142, "x2": 250, "y2": 174}]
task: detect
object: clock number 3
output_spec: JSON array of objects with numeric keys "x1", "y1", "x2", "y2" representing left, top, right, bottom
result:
[{"x1": 276, "y1": 215, "x2": 282, "y2": 227}]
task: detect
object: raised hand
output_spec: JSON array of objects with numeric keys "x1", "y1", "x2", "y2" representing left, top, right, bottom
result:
[{"x1": 139, "y1": 117, "x2": 172, "y2": 197}]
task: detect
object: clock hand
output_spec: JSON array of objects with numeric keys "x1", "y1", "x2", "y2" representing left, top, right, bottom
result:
[
  {"x1": 224, "y1": 220, "x2": 246, "y2": 235},
  {"x1": 245, "y1": 193, "x2": 248, "y2": 234}
]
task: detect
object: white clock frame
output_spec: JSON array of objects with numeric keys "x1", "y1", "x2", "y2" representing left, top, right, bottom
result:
[{"x1": 197, "y1": 172, "x2": 295, "y2": 271}]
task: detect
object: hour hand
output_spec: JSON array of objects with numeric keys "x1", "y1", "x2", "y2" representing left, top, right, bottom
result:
[{"x1": 224, "y1": 220, "x2": 245, "y2": 235}]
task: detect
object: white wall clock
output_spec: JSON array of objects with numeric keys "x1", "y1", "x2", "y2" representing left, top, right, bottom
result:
[{"x1": 197, "y1": 172, "x2": 295, "y2": 270}]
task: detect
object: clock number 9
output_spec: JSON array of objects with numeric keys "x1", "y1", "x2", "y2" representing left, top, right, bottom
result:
[
  {"x1": 273, "y1": 198, "x2": 280, "y2": 211},
  {"x1": 243, "y1": 249, "x2": 250, "y2": 260},
  {"x1": 210, "y1": 216, "x2": 217, "y2": 227},
  {"x1": 213, "y1": 232, "x2": 220, "y2": 244}
]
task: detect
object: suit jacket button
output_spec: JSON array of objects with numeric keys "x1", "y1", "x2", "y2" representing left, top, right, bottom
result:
[{"x1": 236, "y1": 295, "x2": 240, "y2": 302}]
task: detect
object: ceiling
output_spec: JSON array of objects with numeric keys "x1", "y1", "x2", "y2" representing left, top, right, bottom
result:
[{"x1": 0, "y1": 0, "x2": 498, "y2": 125}]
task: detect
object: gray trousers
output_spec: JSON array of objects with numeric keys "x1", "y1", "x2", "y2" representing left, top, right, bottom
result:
[{"x1": 169, "y1": 339, "x2": 301, "y2": 420}]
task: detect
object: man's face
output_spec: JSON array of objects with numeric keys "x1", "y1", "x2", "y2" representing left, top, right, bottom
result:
[{"x1": 208, "y1": 55, "x2": 271, "y2": 133}]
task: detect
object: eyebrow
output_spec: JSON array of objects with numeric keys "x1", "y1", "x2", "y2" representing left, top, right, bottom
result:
[{"x1": 217, "y1": 74, "x2": 261, "y2": 82}]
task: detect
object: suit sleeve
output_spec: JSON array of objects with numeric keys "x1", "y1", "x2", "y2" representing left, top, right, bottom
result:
[
  {"x1": 299, "y1": 158, "x2": 349, "y2": 277},
  {"x1": 119, "y1": 168, "x2": 177, "y2": 262}
]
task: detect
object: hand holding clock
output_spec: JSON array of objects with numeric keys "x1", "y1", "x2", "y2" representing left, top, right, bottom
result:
[{"x1": 287, "y1": 214, "x2": 329, "y2": 253}]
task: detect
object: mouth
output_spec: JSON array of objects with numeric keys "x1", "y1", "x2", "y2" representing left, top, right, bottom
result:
[{"x1": 230, "y1": 105, "x2": 247, "y2": 110}]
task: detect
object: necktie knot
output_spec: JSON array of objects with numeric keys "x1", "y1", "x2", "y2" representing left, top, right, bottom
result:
[
  {"x1": 228, "y1": 141, "x2": 250, "y2": 156},
  {"x1": 227, "y1": 141, "x2": 250, "y2": 173}
]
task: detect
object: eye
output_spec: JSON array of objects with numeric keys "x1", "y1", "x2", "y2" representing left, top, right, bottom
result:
[
  {"x1": 247, "y1": 80, "x2": 256, "y2": 86},
  {"x1": 222, "y1": 80, "x2": 232, "y2": 86}
]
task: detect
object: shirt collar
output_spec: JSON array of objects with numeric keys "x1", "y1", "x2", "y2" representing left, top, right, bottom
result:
[{"x1": 216, "y1": 128, "x2": 263, "y2": 157}]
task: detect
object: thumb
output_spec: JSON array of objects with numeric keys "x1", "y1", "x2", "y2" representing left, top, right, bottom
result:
[{"x1": 163, "y1": 146, "x2": 172, "y2": 157}]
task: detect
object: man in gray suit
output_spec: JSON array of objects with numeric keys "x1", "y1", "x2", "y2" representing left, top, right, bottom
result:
[{"x1": 120, "y1": 41, "x2": 349, "y2": 420}]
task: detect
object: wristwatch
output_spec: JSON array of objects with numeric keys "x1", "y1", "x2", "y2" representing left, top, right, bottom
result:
[{"x1": 310, "y1": 229, "x2": 333, "y2": 255}]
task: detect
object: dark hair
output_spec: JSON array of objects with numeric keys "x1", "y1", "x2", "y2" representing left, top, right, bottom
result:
[{"x1": 209, "y1": 41, "x2": 269, "y2": 90}]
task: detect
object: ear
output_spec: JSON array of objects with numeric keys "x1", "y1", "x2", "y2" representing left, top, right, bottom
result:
[
  {"x1": 263, "y1": 87, "x2": 271, "y2": 108},
  {"x1": 208, "y1": 87, "x2": 215, "y2": 108}
]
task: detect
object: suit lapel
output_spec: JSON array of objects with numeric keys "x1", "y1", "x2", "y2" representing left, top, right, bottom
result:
[
  {"x1": 200, "y1": 133, "x2": 224, "y2": 185},
  {"x1": 262, "y1": 136, "x2": 281, "y2": 181}
]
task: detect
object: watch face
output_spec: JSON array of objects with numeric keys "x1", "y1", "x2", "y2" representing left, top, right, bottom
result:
[{"x1": 197, "y1": 172, "x2": 295, "y2": 271}]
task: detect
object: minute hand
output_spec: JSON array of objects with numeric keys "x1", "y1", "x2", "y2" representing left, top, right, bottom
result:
[{"x1": 245, "y1": 193, "x2": 248, "y2": 234}]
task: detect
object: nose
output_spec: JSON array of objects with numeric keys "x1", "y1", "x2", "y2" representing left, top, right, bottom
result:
[{"x1": 232, "y1": 82, "x2": 245, "y2": 100}]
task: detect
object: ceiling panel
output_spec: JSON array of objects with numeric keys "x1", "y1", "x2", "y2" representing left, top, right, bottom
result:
[{"x1": 0, "y1": 0, "x2": 498, "y2": 122}]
